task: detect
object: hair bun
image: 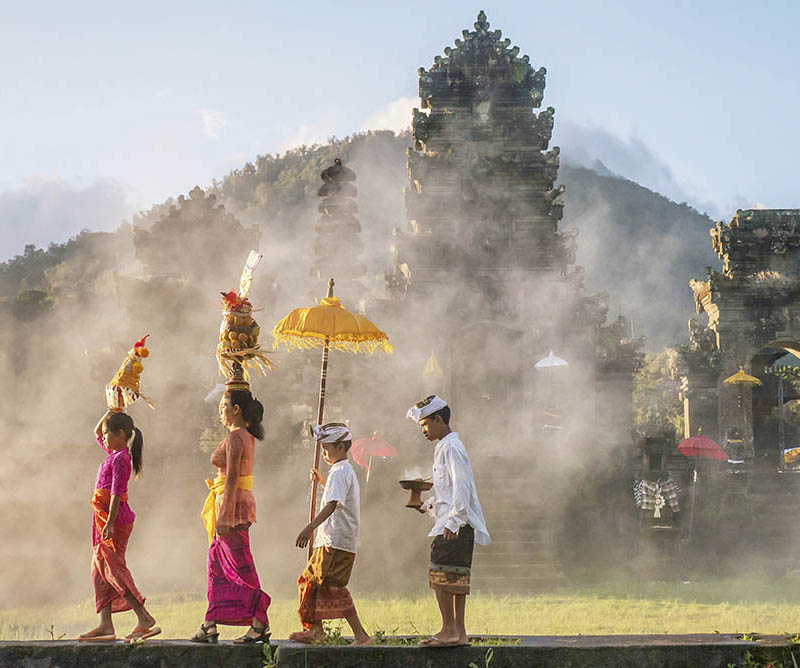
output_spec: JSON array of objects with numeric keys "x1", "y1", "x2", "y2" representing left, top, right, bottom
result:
[{"x1": 247, "y1": 397, "x2": 264, "y2": 424}]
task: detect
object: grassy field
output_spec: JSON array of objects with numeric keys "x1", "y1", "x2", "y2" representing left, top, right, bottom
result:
[{"x1": 4, "y1": 578, "x2": 800, "y2": 641}]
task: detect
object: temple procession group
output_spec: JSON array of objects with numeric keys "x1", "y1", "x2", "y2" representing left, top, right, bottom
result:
[{"x1": 78, "y1": 383, "x2": 490, "y2": 647}]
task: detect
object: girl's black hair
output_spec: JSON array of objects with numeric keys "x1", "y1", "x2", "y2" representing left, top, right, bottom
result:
[
  {"x1": 105, "y1": 411, "x2": 143, "y2": 476},
  {"x1": 227, "y1": 389, "x2": 265, "y2": 440}
]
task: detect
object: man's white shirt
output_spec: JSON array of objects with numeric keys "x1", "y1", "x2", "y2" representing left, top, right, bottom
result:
[
  {"x1": 313, "y1": 459, "x2": 360, "y2": 553},
  {"x1": 422, "y1": 432, "x2": 490, "y2": 545}
]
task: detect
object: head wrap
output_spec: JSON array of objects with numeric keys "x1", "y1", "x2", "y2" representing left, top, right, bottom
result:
[
  {"x1": 406, "y1": 395, "x2": 448, "y2": 424},
  {"x1": 311, "y1": 422, "x2": 352, "y2": 444}
]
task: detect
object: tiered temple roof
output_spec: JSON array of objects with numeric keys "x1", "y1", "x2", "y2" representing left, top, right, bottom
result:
[{"x1": 393, "y1": 10, "x2": 572, "y2": 299}]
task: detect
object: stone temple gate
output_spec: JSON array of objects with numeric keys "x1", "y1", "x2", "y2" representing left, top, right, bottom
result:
[{"x1": 674, "y1": 209, "x2": 800, "y2": 465}]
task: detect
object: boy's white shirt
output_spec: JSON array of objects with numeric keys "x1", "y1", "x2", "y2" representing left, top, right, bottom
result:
[
  {"x1": 313, "y1": 458, "x2": 360, "y2": 553},
  {"x1": 421, "y1": 431, "x2": 491, "y2": 545}
]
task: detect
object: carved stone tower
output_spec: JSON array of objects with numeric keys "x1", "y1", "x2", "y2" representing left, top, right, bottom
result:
[
  {"x1": 392, "y1": 10, "x2": 573, "y2": 307},
  {"x1": 312, "y1": 159, "x2": 366, "y2": 286},
  {"x1": 675, "y1": 209, "x2": 800, "y2": 463}
]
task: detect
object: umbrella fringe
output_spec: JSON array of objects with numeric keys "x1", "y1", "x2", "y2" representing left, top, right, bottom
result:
[{"x1": 271, "y1": 332, "x2": 393, "y2": 355}]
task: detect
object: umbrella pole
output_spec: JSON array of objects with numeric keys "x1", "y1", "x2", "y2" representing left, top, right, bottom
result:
[
  {"x1": 366, "y1": 455, "x2": 373, "y2": 486},
  {"x1": 308, "y1": 335, "x2": 331, "y2": 560},
  {"x1": 688, "y1": 461, "x2": 697, "y2": 542}
]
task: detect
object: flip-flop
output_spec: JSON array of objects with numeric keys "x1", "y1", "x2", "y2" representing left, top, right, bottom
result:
[
  {"x1": 126, "y1": 627, "x2": 161, "y2": 644},
  {"x1": 78, "y1": 633, "x2": 117, "y2": 643}
]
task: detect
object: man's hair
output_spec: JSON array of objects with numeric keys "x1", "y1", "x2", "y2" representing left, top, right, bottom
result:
[{"x1": 428, "y1": 405, "x2": 450, "y2": 425}]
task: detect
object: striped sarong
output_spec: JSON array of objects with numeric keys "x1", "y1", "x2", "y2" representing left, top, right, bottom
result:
[
  {"x1": 297, "y1": 547, "x2": 356, "y2": 628},
  {"x1": 206, "y1": 525, "x2": 271, "y2": 626}
]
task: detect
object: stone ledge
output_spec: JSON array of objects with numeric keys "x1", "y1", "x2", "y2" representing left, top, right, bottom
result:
[{"x1": 1, "y1": 635, "x2": 794, "y2": 668}]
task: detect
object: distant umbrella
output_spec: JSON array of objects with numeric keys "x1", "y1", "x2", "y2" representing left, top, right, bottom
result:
[
  {"x1": 534, "y1": 351, "x2": 569, "y2": 369},
  {"x1": 677, "y1": 435, "x2": 727, "y2": 460},
  {"x1": 723, "y1": 368, "x2": 762, "y2": 386},
  {"x1": 351, "y1": 433, "x2": 397, "y2": 485},
  {"x1": 423, "y1": 352, "x2": 445, "y2": 380}
]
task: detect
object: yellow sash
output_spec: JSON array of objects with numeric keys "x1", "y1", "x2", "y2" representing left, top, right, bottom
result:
[{"x1": 201, "y1": 473, "x2": 254, "y2": 543}]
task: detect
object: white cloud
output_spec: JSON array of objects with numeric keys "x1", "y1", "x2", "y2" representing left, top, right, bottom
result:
[
  {"x1": 361, "y1": 96, "x2": 416, "y2": 133},
  {"x1": 199, "y1": 109, "x2": 229, "y2": 140},
  {"x1": 276, "y1": 123, "x2": 335, "y2": 153},
  {"x1": 0, "y1": 177, "x2": 137, "y2": 261}
]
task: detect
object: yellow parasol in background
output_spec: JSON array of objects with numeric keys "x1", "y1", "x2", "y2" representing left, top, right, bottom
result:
[
  {"x1": 723, "y1": 368, "x2": 762, "y2": 386},
  {"x1": 271, "y1": 278, "x2": 392, "y2": 557}
]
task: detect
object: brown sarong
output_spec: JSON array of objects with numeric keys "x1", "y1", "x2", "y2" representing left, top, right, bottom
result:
[
  {"x1": 297, "y1": 547, "x2": 356, "y2": 628},
  {"x1": 428, "y1": 524, "x2": 474, "y2": 595}
]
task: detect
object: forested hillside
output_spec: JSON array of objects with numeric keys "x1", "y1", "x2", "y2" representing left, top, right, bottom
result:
[{"x1": 1, "y1": 130, "x2": 718, "y2": 346}]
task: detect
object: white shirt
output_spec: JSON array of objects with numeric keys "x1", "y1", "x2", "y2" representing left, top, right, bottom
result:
[
  {"x1": 313, "y1": 459, "x2": 360, "y2": 553},
  {"x1": 422, "y1": 432, "x2": 490, "y2": 545}
]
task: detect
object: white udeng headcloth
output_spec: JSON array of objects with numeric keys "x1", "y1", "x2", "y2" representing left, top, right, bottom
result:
[
  {"x1": 311, "y1": 422, "x2": 352, "y2": 444},
  {"x1": 406, "y1": 395, "x2": 448, "y2": 424}
]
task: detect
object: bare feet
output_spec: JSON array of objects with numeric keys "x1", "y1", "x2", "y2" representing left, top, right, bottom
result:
[
  {"x1": 352, "y1": 635, "x2": 372, "y2": 646},
  {"x1": 125, "y1": 611, "x2": 158, "y2": 640},
  {"x1": 289, "y1": 628, "x2": 324, "y2": 644},
  {"x1": 78, "y1": 625, "x2": 115, "y2": 642},
  {"x1": 419, "y1": 632, "x2": 468, "y2": 646},
  {"x1": 79, "y1": 625, "x2": 114, "y2": 638}
]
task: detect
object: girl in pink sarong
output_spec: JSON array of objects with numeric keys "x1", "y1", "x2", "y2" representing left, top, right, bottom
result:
[
  {"x1": 191, "y1": 388, "x2": 271, "y2": 644},
  {"x1": 78, "y1": 411, "x2": 160, "y2": 643}
]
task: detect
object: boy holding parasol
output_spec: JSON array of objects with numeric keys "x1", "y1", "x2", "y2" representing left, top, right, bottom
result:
[
  {"x1": 291, "y1": 423, "x2": 371, "y2": 646},
  {"x1": 407, "y1": 395, "x2": 490, "y2": 647}
]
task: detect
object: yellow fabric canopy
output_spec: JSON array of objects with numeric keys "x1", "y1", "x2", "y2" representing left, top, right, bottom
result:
[
  {"x1": 271, "y1": 296, "x2": 393, "y2": 354},
  {"x1": 723, "y1": 368, "x2": 762, "y2": 386}
]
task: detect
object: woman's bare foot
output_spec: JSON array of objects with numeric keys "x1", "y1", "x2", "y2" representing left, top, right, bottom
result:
[
  {"x1": 289, "y1": 628, "x2": 324, "y2": 644},
  {"x1": 125, "y1": 611, "x2": 157, "y2": 640}
]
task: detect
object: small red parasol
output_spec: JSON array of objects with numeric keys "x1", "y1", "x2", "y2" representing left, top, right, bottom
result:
[
  {"x1": 677, "y1": 435, "x2": 727, "y2": 460},
  {"x1": 351, "y1": 433, "x2": 397, "y2": 485},
  {"x1": 351, "y1": 433, "x2": 397, "y2": 469}
]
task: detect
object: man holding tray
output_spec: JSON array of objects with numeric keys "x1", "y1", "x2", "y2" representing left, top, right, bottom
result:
[{"x1": 407, "y1": 395, "x2": 490, "y2": 647}]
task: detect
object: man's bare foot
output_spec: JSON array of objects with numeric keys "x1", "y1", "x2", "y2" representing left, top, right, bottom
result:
[
  {"x1": 352, "y1": 635, "x2": 372, "y2": 646},
  {"x1": 419, "y1": 632, "x2": 468, "y2": 646},
  {"x1": 289, "y1": 629, "x2": 324, "y2": 644},
  {"x1": 79, "y1": 625, "x2": 114, "y2": 639}
]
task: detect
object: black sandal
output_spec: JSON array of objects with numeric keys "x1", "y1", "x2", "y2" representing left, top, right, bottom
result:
[
  {"x1": 233, "y1": 625, "x2": 271, "y2": 644},
  {"x1": 189, "y1": 622, "x2": 219, "y2": 644}
]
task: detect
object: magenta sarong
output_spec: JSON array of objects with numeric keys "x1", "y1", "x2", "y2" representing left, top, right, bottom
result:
[{"x1": 205, "y1": 525, "x2": 271, "y2": 626}]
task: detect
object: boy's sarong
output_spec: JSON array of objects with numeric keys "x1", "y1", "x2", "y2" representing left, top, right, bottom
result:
[
  {"x1": 428, "y1": 524, "x2": 474, "y2": 595},
  {"x1": 206, "y1": 525, "x2": 271, "y2": 626},
  {"x1": 297, "y1": 547, "x2": 356, "y2": 628},
  {"x1": 90, "y1": 488, "x2": 144, "y2": 613}
]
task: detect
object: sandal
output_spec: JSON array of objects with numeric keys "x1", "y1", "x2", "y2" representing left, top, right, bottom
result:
[
  {"x1": 189, "y1": 622, "x2": 219, "y2": 644},
  {"x1": 233, "y1": 624, "x2": 271, "y2": 644}
]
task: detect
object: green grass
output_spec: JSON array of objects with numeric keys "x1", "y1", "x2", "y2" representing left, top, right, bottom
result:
[{"x1": 5, "y1": 578, "x2": 800, "y2": 641}]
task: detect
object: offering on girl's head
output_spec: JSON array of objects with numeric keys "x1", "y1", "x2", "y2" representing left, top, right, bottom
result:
[
  {"x1": 106, "y1": 335, "x2": 153, "y2": 411},
  {"x1": 216, "y1": 251, "x2": 273, "y2": 379}
]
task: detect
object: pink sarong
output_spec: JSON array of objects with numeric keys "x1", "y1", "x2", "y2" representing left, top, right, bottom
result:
[{"x1": 206, "y1": 525, "x2": 271, "y2": 626}]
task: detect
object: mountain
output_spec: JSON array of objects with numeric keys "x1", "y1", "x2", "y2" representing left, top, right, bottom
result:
[{"x1": 0, "y1": 130, "x2": 719, "y2": 347}]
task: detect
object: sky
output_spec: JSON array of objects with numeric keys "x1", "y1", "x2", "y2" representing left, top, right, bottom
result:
[{"x1": 1, "y1": 0, "x2": 798, "y2": 259}]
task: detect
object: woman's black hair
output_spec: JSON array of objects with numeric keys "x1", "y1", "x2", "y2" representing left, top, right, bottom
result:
[
  {"x1": 105, "y1": 411, "x2": 143, "y2": 476},
  {"x1": 227, "y1": 389, "x2": 265, "y2": 440}
]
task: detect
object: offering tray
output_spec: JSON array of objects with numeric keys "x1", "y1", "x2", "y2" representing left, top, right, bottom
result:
[{"x1": 399, "y1": 478, "x2": 433, "y2": 509}]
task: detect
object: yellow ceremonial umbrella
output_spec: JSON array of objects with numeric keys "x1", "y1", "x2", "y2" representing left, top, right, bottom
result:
[
  {"x1": 723, "y1": 368, "x2": 762, "y2": 386},
  {"x1": 723, "y1": 367, "x2": 762, "y2": 412},
  {"x1": 272, "y1": 278, "x2": 392, "y2": 556}
]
